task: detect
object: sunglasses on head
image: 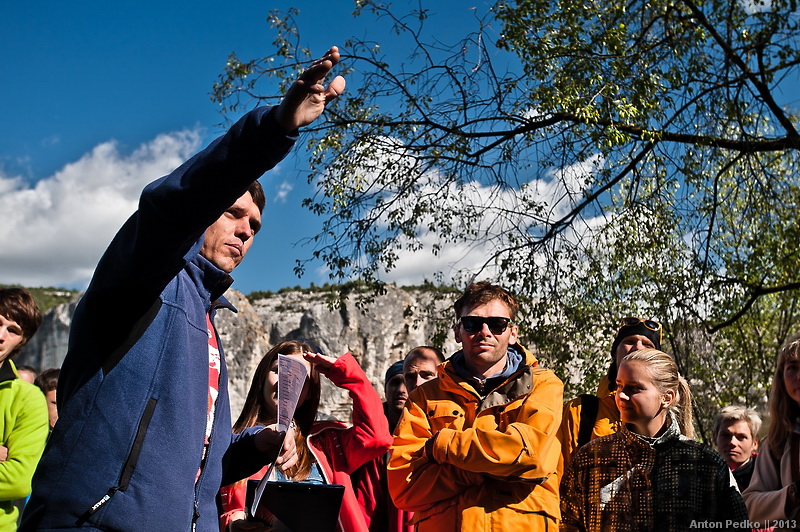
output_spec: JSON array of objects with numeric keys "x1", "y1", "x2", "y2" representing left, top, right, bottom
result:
[
  {"x1": 620, "y1": 317, "x2": 662, "y2": 341},
  {"x1": 459, "y1": 316, "x2": 512, "y2": 334}
]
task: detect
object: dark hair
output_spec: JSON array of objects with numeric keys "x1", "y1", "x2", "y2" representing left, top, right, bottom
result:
[
  {"x1": 454, "y1": 281, "x2": 519, "y2": 321},
  {"x1": 232, "y1": 340, "x2": 321, "y2": 480},
  {"x1": 0, "y1": 288, "x2": 43, "y2": 353},
  {"x1": 405, "y1": 346, "x2": 445, "y2": 364},
  {"x1": 248, "y1": 180, "x2": 266, "y2": 213},
  {"x1": 767, "y1": 335, "x2": 800, "y2": 456},
  {"x1": 35, "y1": 367, "x2": 60, "y2": 393},
  {"x1": 16, "y1": 365, "x2": 38, "y2": 378},
  {"x1": 384, "y1": 360, "x2": 405, "y2": 385}
]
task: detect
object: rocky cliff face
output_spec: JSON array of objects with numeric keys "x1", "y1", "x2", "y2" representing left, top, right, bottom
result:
[{"x1": 18, "y1": 285, "x2": 459, "y2": 421}]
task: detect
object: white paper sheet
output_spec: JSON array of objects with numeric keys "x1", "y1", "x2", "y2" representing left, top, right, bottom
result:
[
  {"x1": 250, "y1": 354, "x2": 309, "y2": 518},
  {"x1": 276, "y1": 354, "x2": 308, "y2": 432}
]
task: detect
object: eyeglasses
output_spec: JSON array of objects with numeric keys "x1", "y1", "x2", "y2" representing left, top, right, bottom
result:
[
  {"x1": 620, "y1": 317, "x2": 662, "y2": 341},
  {"x1": 459, "y1": 316, "x2": 512, "y2": 334}
]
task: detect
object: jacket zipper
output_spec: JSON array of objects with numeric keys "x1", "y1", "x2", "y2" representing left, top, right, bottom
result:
[
  {"x1": 305, "y1": 431, "x2": 343, "y2": 532},
  {"x1": 77, "y1": 397, "x2": 158, "y2": 525}
]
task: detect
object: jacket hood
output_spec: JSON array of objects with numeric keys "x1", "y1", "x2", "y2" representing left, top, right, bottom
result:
[{"x1": 444, "y1": 342, "x2": 539, "y2": 400}]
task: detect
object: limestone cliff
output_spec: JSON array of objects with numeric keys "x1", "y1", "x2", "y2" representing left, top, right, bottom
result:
[{"x1": 18, "y1": 285, "x2": 459, "y2": 420}]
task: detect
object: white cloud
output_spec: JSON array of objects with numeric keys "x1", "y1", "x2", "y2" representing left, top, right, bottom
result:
[
  {"x1": 41, "y1": 135, "x2": 61, "y2": 147},
  {"x1": 274, "y1": 181, "x2": 293, "y2": 203},
  {"x1": 329, "y1": 136, "x2": 607, "y2": 286},
  {"x1": 741, "y1": 0, "x2": 772, "y2": 14},
  {"x1": 0, "y1": 130, "x2": 202, "y2": 288}
]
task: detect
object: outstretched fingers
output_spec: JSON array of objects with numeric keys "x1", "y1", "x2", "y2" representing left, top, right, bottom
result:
[
  {"x1": 273, "y1": 45, "x2": 344, "y2": 131},
  {"x1": 325, "y1": 76, "x2": 346, "y2": 102},
  {"x1": 298, "y1": 46, "x2": 340, "y2": 91}
]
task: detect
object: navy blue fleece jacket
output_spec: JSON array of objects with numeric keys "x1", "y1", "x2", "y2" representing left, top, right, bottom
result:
[{"x1": 21, "y1": 106, "x2": 296, "y2": 532}]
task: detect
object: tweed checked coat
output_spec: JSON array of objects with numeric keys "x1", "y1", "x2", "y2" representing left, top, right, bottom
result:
[{"x1": 560, "y1": 417, "x2": 748, "y2": 531}]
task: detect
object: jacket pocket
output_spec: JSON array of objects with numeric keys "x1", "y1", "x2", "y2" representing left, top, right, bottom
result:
[
  {"x1": 118, "y1": 396, "x2": 157, "y2": 490},
  {"x1": 77, "y1": 397, "x2": 158, "y2": 525},
  {"x1": 413, "y1": 497, "x2": 458, "y2": 531},
  {"x1": 426, "y1": 401, "x2": 466, "y2": 431}
]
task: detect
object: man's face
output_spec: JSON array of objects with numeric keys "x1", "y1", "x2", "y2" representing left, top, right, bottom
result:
[
  {"x1": 0, "y1": 313, "x2": 25, "y2": 366},
  {"x1": 454, "y1": 299, "x2": 518, "y2": 379},
  {"x1": 614, "y1": 334, "x2": 656, "y2": 367},
  {"x1": 384, "y1": 374, "x2": 408, "y2": 414},
  {"x1": 715, "y1": 420, "x2": 758, "y2": 468},
  {"x1": 403, "y1": 351, "x2": 439, "y2": 393},
  {"x1": 200, "y1": 191, "x2": 262, "y2": 273}
]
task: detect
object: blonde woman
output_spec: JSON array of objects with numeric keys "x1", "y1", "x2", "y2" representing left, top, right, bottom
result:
[{"x1": 560, "y1": 349, "x2": 747, "y2": 531}]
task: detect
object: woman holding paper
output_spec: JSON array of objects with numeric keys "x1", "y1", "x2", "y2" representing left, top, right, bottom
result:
[{"x1": 219, "y1": 340, "x2": 393, "y2": 532}]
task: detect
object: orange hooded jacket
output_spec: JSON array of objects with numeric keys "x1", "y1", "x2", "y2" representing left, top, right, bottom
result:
[{"x1": 388, "y1": 345, "x2": 562, "y2": 531}]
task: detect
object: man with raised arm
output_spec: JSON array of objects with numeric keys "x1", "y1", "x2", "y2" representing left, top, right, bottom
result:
[
  {"x1": 21, "y1": 47, "x2": 345, "y2": 532},
  {"x1": 388, "y1": 281, "x2": 563, "y2": 530}
]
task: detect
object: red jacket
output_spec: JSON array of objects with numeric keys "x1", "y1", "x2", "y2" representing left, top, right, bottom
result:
[
  {"x1": 219, "y1": 352, "x2": 393, "y2": 532},
  {"x1": 351, "y1": 452, "x2": 415, "y2": 532}
]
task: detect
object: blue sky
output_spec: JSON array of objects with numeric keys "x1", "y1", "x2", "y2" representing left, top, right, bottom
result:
[
  {"x1": 1, "y1": 1, "x2": 490, "y2": 294},
  {"x1": 2, "y1": 2, "x2": 798, "y2": 295}
]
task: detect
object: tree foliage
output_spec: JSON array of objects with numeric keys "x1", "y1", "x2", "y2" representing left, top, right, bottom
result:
[
  {"x1": 0, "y1": 284, "x2": 78, "y2": 314},
  {"x1": 213, "y1": 0, "x2": 800, "y2": 436}
]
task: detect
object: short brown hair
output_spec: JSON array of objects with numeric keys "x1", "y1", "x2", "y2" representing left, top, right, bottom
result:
[
  {"x1": 35, "y1": 367, "x2": 60, "y2": 393},
  {"x1": 248, "y1": 180, "x2": 266, "y2": 213},
  {"x1": 0, "y1": 288, "x2": 43, "y2": 351},
  {"x1": 454, "y1": 281, "x2": 519, "y2": 321},
  {"x1": 405, "y1": 346, "x2": 445, "y2": 364}
]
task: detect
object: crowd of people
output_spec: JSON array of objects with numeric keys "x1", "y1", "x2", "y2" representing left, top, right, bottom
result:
[{"x1": 1, "y1": 46, "x2": 798, "y2": 532}]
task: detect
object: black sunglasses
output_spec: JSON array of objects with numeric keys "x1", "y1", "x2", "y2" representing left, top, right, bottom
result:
[{"x1": 459, "y1": 316, "x2": 512, "y2": 334}]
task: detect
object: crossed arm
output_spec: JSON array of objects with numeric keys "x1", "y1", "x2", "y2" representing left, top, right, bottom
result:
[{"x1": 388, "y1": 370, "x2": 563, "y2": 511}]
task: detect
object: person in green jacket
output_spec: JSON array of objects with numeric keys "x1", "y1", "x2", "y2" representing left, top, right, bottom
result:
[{"x1": 0, "y1": 288, "x2": 49, "y2": 530}]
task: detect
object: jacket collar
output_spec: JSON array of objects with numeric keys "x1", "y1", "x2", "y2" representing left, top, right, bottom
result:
[
  {"x1": 187, "y1": 254, "x2": 236, "y2": 312},
  {"x1": 0, "y1": 359, "x2": 18, "y2": 384},
  {"x1": 621, "y1": 412, "x2": 682, "y2": 448},
  {"x1": 596, "y1": 376, "x2": 615, "y2": 399},
  {"x1": 445, "y1": 343, "x2": 538, "y2": 402}
]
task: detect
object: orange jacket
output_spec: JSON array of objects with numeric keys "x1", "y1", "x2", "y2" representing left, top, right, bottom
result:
[
  {"x1": 557, "y1": 377, "x2": 622, "y2": 479},
  {"x1": 388, "y1": 345, "x2": 563, "y2": 531}
]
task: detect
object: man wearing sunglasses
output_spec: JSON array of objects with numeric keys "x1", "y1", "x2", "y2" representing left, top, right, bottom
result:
[
  {"x1": 388, "y1": 281, "x2": 563, "y2": 531},
  {"x1": 557, "y1": 317, "x2": 662, "y2": 477}
]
